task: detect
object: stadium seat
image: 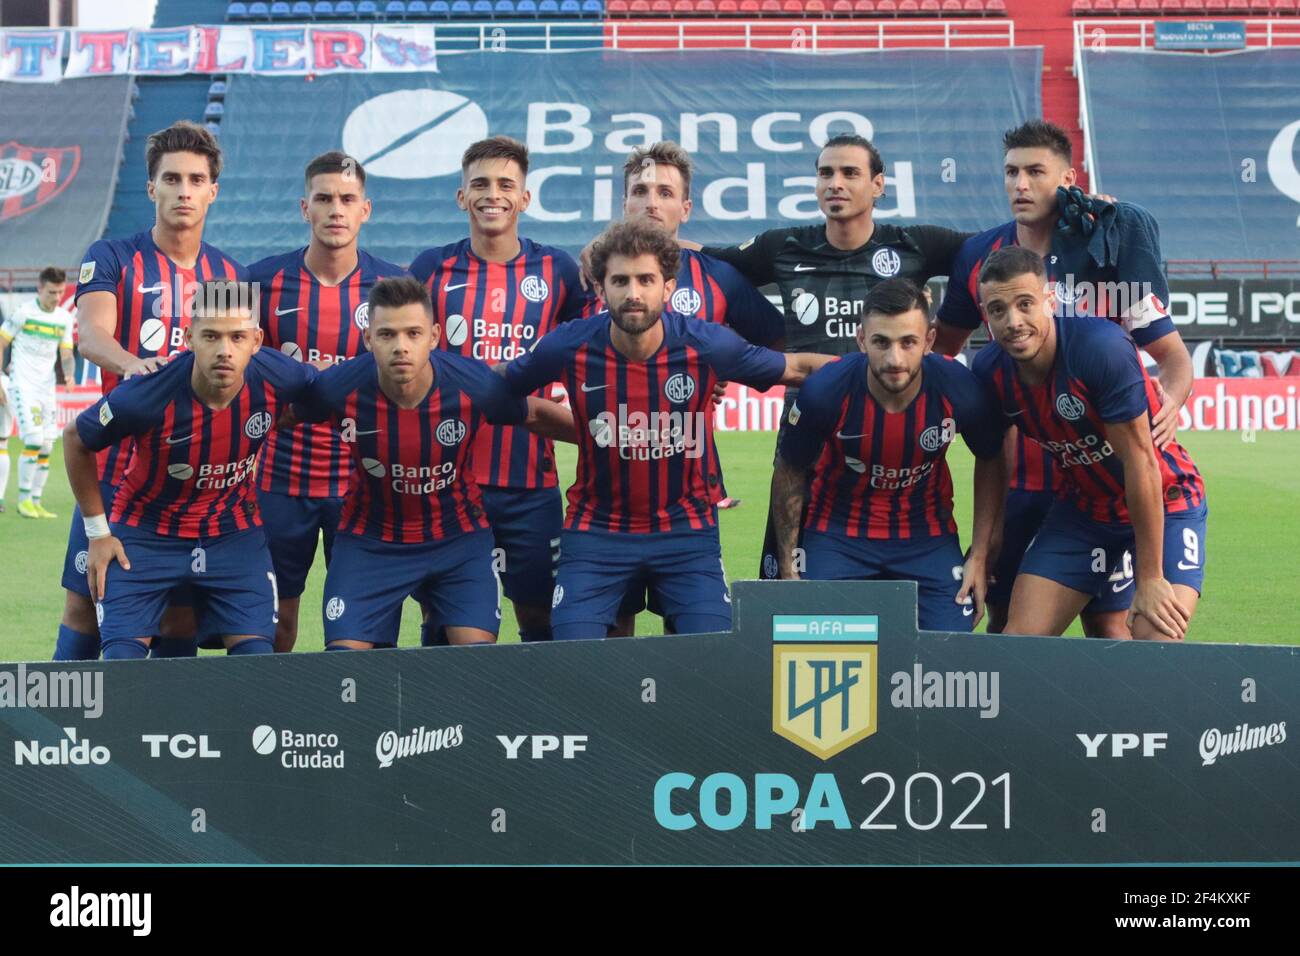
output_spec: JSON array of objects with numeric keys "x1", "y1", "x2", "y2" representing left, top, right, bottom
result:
[
  {"x1": 805, "y1": 0, "x2": 826, "y2": 12},
  {"x1": 941, "y1": 0, "x2": 961, "y2": 12},
  {"x1": 384, "y1": 0, "x2": 406, "y2": 14},
  {"x1": 672, "y1": 0, "x2": 694, "y2": 11},
  {"x1": 920, "y1": 0, "x2": 940, "y2": 12},
  {"x1": 493, "y1": 0, "x2": 515, "y2": 13},
  {"x1": 471, "y1": 0, "x2": 494, "y2": 14},
  {"x1": 1115, "y1": 0, "x2": 1137, "y2": 13},
  {"x1": 335, "y1": 0, "x2": 358, "y2": 13},
  {"x1": 1091, "y1": 0, "x2": 1115, "y2": 12},
  {"x1": 985, "y1": 0, "x2": 1003, "y2": 10},
  {"x1": 1226, "y1": 0, "x2": 1249, "y2": 10},
  {"x1": 447, "y1": 0, "x2": 471, "y2": 13},
  {"x1": 876, "y1": 0, "x2": 897, "y2": 11},
  {"x1": 248, "y1": 1, "x2": 272, "y2": 17},
  {"x1": 854, "y1": 0, "x2": 875, "y2": 12},
  {"x1": 696, "y1": 0, "x2": 718, "y2": 12},
  {"x1": 830, "y1": 0, "x2": 851, "y2": 12},
  {"x1": 898, "y1": 0, "x2": 919, "y2": 12},
  {"x1": 717, "y1": 0, "x2": 740, "y2": 12},
  {"x1": 1071, "y1": 0, "x2": 1092, "y2": 11},
  {"x1": 1137, "y1": 0, "x2": 1159, "y2": 11},
  {"x1": 1204, "y1": 0, "x2": 1227, "y2": 10},
  {"x1": 204, "y1": 102, "x2": 225, "y2": 121},
  {"x1": 537, "y1": 0, "x2": 560, "y2": 12},
  {"x1": 291, "y1": 0, "x2": 315, "y2": 14},
  {"x1": 962, "y1": 0, "x2": 983, "y2": 11},
  {"x1": 227, "y1": 1, "x2": 250, "y2": 18},
  {"x1": 515, "y1": 0, "x2": 538, "y2": 12},
  {"x1": 782, "y1": 0, "x2": 802, "y2": 13},
  {"x1": 647, "y1": 0, "x2": 668, "y2": 11},
  {"x1": 739, "y1": 0, "x2": 760, "y2": 11},
  {"x1": 582, "y1": 0, "x2": 605, "y2": 13},
  {"x1": 208, "y1": 80, "x2": 228, "y2": 101},
  {"x1": 606, "y1": 0, "x2": 629, "y2": 11},
  {"x1": 1274, "y1": 0, "x2": 1298, "y2": 13},
  {"x1": 559, "y1": 0, "x2": 582, "y2": 12},
  {"x1": 760, "y1": 0, "x2": 780, "y2": 13},
  {"x1": 1159, "y1": 0, "x2": 1181, "y2": 10},
  {"x1": 357, "y1": 0, "x2": 381, "y2": 14},
  {"x1": 1249, "y1": 0, "x2": 1270, "y2": 11},
  {"x1": 205, "y1": 122, "x2": 222, "y2": 138}
]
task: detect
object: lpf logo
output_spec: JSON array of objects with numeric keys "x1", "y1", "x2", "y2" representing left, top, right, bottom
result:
[
  {"x1": 354, "y1": 302, "x2": 370, "y2": 331},
  {"x1": 671, "y1": 287, "x2": 702, "y2": 316},
  {"x1": 519, "y1": 275, "x2": 549, "y2": 303},
  {"x1": 436, "y1": 418, "x2": 466, "y2": 446},
  {"x1": 664, "y1": 373, "x2": 696, "y2": 404},
  {"x1": 1056, "y1": 393, "x2": 1087, "y2": 421},
  {"x1": 919, "y1": 417, "x2": 957, "y2": 452},
  {"x1": 772, "y1": 615, "x2": 878, "y2": 759},
  {"x1": 244, "y1": 411, "x2": 273, "y2": 440},
  {"x1": 871, "y1": 248, "x2": 901, "y2": 278}
]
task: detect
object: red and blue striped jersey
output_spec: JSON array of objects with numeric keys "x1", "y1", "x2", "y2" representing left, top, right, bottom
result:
[
  {"x1": 939, "y1": 219, "x2": 1178, "y2": 496},
  {"x1": 409, "y1": 237, "x2": 597, "y2": 490},
  {"x1": 667, "y1": 249, "x2": 786, "y2": 348},
  {"x1": 73, "y1": 349, "x2": 314, "y2": 538},
  {"x1": 780, "y1": 352, "x2": 1004, "y2": 539},
  {"x1": 249, "y1": 247, "x2": 408, "y2": 499},
  {"x1": 75, "y1": 230, "x2": 247, "y2": 485},
  {"x1": 294, "y1": 350, "x2": 529, "y2": 544},
  {"x1": 503, "y1": 311, "x2": 786, "y2": 534},
  {"x1": 972, "y1": 316, "x2": 1204, "y2": 524}
]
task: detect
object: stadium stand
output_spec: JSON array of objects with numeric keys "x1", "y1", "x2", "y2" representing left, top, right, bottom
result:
[{"x1": 153, "y1": 0, "x2": 231, "y2": 25}]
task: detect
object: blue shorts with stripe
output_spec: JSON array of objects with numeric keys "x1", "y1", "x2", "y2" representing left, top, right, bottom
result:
[
  {"x1": 322, "y1": 529, "x2": 500, "y2": 647},
  {"x1": 802, "y1": 528, "x2": 974, "y2": 632},
  {"x1": 550, "y1": 528, "x2": 732, "y2": 641},
  {"x1": 95, "y1": 525, "x2": 276, "y2": 651},
  {"x1": 257, "y1": 488, "x2": 343, "y2": 599},
  {"x1": 481, "y1": 485, "x2": 562, "y2": 609},
  {"x1": 1018, "y1": 499, "x2": 1208, "y2": 601}
]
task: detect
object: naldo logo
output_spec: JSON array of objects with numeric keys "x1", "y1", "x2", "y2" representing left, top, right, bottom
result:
[
  {"x1": 436, "y1": 418, "x2": 467, "y2": 446},
  {"x1": 671, "y1": 287, "x2": 702, "y2": 315},
  {"x1": 244, "y1": 411, "x2": 273, "y2": 440}
]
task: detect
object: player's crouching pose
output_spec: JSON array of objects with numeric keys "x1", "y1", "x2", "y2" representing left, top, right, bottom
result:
[
  {"x1": 771, "y1": 278, "x2": 1006, "y2": 631},
  {"x1": 62, "y1": 281, "x2": 315, "y2": 659},
  {"x1": 293, "y1": 276, "x2": 577, "y2": 649},
  {"x1": 972, "y1": 248, "x2": 1207, "y2": 640},
  {"x1": 498, "y1": 221, "x2": 835, "y2": 641}
]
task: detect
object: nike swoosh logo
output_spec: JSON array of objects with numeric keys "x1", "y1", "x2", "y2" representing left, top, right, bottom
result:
[
  {"x1": 164, "y1": 433, "x2": 192, "y2": 445},
  {"x1": 1177, "y1": 561, "x2": 1200, "y2": 571},
  {"x1": 137, "y1": 284, "x2": 165, "y2": 294},
  {"x1": 580, "y1": 383, "x2": 609, "y2": 392},
  {"x1": 1111, "y1": 578, "x2": 1135, "y2": 593},
  {"x1": 353, "y1": 428, "x2": 381, "y2": 436},
  {"x1": 836, "y1": 431, "x2": 866, "y2": 440},
  {"x1": 1006, "y1": 409, "x2": 1025, "y2": 417},
  {"x1": 275, "y1": 307, "x2": 302, "y2": 316},
  {"x1": 793, "y1": 264, "x2": 817, "y2": 272},
  {"x1": 961, "y1": 605, "x2": 974, "y2": 617},
  {"x1": 443, "y1": 282, "x2": 470, "y2": 293}
]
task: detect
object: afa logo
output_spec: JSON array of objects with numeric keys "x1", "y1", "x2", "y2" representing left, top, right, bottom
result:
[
  {"x1": 1056, "y1": 393, "x2": 1087, "y2": 421},
  {"x1": 519, "y1": 275, "x2": 549, "y2": 303},
  {"x1": 871, "y1": 248, "x2": 901, "y2": 278},
  {"x1": 436, "y1": 418, "x2": 467, "y2": 447},
  {"x1": 664, "y1": 372, "x2": 696, "y2": 404},
  {"x1": 0, "y1": 142, "x2": 81, "y2": 223},
  {"x1": 670, "y1": 288, "x2": 702, "y2": 316},
  {"x1": 354, "y1": 302, "x2": 370, "y2": 331},
  {"x1": 244, "y1": 412, "x2": 273, "y2": 440},
  {"x1": 772, "y1": 615, "x2": 878, "y2": 760}
]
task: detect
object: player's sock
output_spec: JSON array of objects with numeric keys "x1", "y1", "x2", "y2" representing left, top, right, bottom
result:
[
  {"x1": 150, "y1": 637, "x2": 199, "y2": 658},
  {"x1": 53, "y1": 625, "x2": 99, "y2": 661},
  {"x1": 17, "y1": 446, "x2": 38, "y2": 502},
  {"x1": 31, "y1": 449, "x2": 51, "y2": 502},
  {"x1": 519, "y1": 625, "x2": 553, "y2": 643},
  {"x1": 102, "y1": 639, "x2": 149, "y2": 660},
  {"x1": 0, "y1": 446, "x2": 11, "y2": 501},
  {"x1": 226, "y1": 637, "x2": 273, "y2": 655}
]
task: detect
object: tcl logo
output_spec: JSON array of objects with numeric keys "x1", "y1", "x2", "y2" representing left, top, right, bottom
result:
[
  {"x1": 1076, "y1": 732, "x2": 1167, "y2": 757},
  {"x1": 497, "y1": 734, "x2": 587, "y2": 759},
  {"x1": 142, "y1": 734, "x2": 222, "y2": 759}
]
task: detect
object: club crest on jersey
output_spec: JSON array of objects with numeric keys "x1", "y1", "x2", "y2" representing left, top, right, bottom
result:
[
  {"x1": 664, "y1": 373, "x2": 696, "y2": 404},
  {"x1": 871, "y1": 248, "x2": 901, "y2": 278},
  {"x1": 0, "y1": 142, "x2": 81, "y2": 223},
  {"x1": 772, "y1": 615, "x2": 878, "y2": 760},
  {"x1": 919, "y1": 419, "x2": 957, "y2": 453},
  {"x1": 670, "y1": 288, "x2": 702, "y2": 316},
  {"x1": 552, "y1": 584, "x2": 564, "y2": 609},
  {"x1": 1056, "y1": 393, "x2": 1087, "y2": 421},
  {"x1": 325, "y1": 597, "x2": 346, "y2": 621},
  {"x1": 519, "y1": 275, "x2": 549, "y2": 303},
  {"x1": 1054, "y1": 280, "x2": 1079, "y2": 305},
  {"x1": 79, "y1": 261, "x2": 95, "y2": 284},
  {"x1": 353, "y1": 302, "x2": 370, "y2": 331},
  {"x1": 98, "y1": 402, "x2": 114, "y2": 426},
  {"x1": 75, "y1": 551, "x2": 88, "y2": 574},
  {"x1": 244, "y1": 411, "x2": 273, "y2": 440},
  {"x1": 436, "y1": 418, "x2": 467, "y2": 447}
]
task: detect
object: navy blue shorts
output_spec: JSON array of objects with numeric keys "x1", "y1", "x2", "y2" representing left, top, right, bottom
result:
[
  {"x1": 64, "y1": 481, "x2": 192, "y2": 607},
  {"x1": 1018, "y1": 499, "x2": 1208, "y2": 601},
  {"x1": 550, "y1": 528, "x2": 732, "y2": 641},
  {"x1": 802, "y1": 528, "x2": 973, "y2": 632},
  {"x1": 257, "y1": 489, "x2": 343, "y2": 599},
  {"x1": 989, "y1": 490, "x2": 1134, "y2": 615},
  {"x1": 481, "y1": 485, "x2": 562, "y2": 609},
  {"x1": 96, "y1": 525, "x2": 277, "y2": 651},
  {"x1": 322, "y1": 529, "x2": 500, "y2": 647}
]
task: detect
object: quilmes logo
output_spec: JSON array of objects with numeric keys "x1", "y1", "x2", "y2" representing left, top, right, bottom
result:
[
  {"x1": 251, "y1": 724, "x2": 344, "y2": 769},
  {"x1": 771, "y1": 615, "x2": 878, "y2": 760},
  {"x1": 1199, "y1": 720, "x2": 1286, "y2": 766},
  {"x1": 15, "y1": 727, "x2": 110, "y2": 766},
  {"x1": 375, "y1": 724, "x2": 464, "y2": 768}
]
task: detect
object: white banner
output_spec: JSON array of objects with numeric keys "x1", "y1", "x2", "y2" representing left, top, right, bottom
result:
[{"x1": 0, "y1": 24, "x2": 437, "y2": 83}]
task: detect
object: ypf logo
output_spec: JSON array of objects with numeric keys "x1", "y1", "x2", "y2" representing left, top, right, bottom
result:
[
  {"x1": 353, "y1": 301, "x2": 370, "y2": 331},
  {"x1": 670, "y1": 287, "x2": 702, "y2": 316},
  {"x1": 519, "y1": 275, "x2": 549, "y2": 303},
  {"x1": 664, "y1": 373, "x2": 696, "y2": 404},
  {"x1": 871, "y1": 248, "x2": 901, "y2": 278},
  {"x1": 436, "y1": 418, "x2": 467, "y2": 447},
  {"x1": 1056, "y1": 393, "x2": 1086, "y2": 421},
  {"x1": 1267, "y1": 119, "x2": 1300, "y2": 225},
  {"x1": 772, "y1": 615, "x2": 878, "y2": 759},
  {"x1": 244, "y1": 411, "x2": 273, "y2": 440},
  {"x1": 341, "y1": 91, "x2": 488, "y2": 180},
  {"x1": 325, "y1": 596, "x2": 346, "y2": 621}
]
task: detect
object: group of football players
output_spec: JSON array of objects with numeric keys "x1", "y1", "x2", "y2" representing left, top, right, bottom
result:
[{"x1": 36, "y1": 114, "x2": 1204, "y2": 660}]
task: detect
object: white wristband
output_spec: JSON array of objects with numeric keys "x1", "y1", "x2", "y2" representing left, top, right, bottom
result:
[{"x1": 83, "y1": 513, "x2": 110, "y2": 539}]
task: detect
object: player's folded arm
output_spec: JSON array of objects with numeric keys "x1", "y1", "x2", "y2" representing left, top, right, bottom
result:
[{"x1": 698, "y1": 230, "x2": 781, "y2": 288}]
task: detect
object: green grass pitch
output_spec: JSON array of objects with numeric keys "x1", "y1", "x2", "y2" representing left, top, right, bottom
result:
[{"x1": 1, "y1": 429, "x2": 1295, "y2": 661}]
